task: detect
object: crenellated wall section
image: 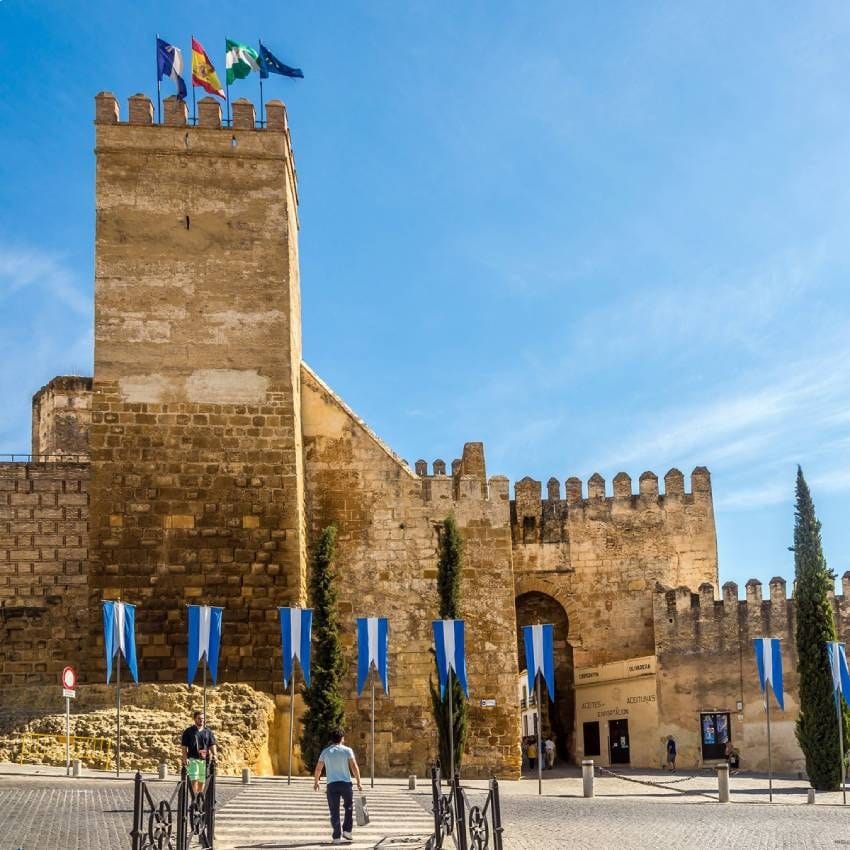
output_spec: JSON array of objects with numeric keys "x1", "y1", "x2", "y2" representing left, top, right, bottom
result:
[
  {"x1": 653, "y1": 576, "x2": 850, "y2": 771},
  {"x1": 508, "y1": 467, "x2": 718, "y2": 669}
]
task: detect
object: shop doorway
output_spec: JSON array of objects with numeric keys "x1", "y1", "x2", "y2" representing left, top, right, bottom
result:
[
  {"x1": 608, "y1": 719, "x2": 630, "y2": 764},
  {"x1": 583, "y1": 721, "x2": 601, "y2": 758}
]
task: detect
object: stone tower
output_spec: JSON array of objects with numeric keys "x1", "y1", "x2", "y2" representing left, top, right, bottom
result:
[{"x1": 88, "y1": 93, "x2": 306, "y2": 688}]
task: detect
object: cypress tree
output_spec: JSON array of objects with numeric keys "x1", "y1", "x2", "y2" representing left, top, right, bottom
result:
[
  {"x1": 793, "y1": 467, "x2": 849, "y2": 790},
  {"x1": 429, "y1": 515, "x2": 469, "y2": 773},
  {"x1": 300, "y1": 525, "x2": 346, "y2": 772}
]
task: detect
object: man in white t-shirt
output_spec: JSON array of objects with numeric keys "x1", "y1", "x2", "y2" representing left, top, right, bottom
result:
[
  {"x1": 544, "y1": 737, "x2": 556, "y2": 769},
  {"x1": 313, "y1": 729, "x2": 363, "y2": 844}
]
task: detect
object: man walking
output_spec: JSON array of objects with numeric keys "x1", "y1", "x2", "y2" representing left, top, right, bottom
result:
[
  {"x1": 181, "y1": 710, "x2": 217, "y2": 794},
  {"x1": 313, "y1": 729, "x2": 363, "y2": 845},
  {"x1": 544, "y1": 736, "x2": 556, "y2": 770}
]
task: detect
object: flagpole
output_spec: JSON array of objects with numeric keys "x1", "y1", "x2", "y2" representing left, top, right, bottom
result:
[
  {"x1": 840, "y1": 694, "x2": 846, "y2": 805},
  {"x1": 156, "y1": 34, "x2": 162, "y2": 124},
  {"x1": 191, "y1": 35, "x2": 197, "y2": 126},
  {"x1": 203, "y1": 656, "x2": 207, "y2": 726},
  {"x1": 447, "y1": 669, "x2": 455, "y2": 785},
  {"x1": 766, "y1": 687, "x2": 773, "y2": 802},
  {"x1": 287, "y1": 670, "x2": 295, "y2": 786},
  {"x1": 116, "y1": 649, "x2": 122, "y2": 778},
  {"x1": 225, "y1": 40, "x2": 231, "y2": 127},
  {"x1": 536, "y1": 673, "x2": 543, "y2": 796},
  {"x1": 370, "y1": 672, "x2": 376, "y2": 789},
  {"x1": 258, "y1": 39, "x2": 265, "y2": 127}
]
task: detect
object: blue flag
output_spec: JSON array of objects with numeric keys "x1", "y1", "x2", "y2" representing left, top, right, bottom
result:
[
  {"x1": 258, "y1": 41, "x2": 304, "y2": 79},
  {"x1": 187, "y1": 605, "x2": 223, "y2": 685},
  {"x1": 279, "y1": 607, "x2": 312, "y2": 688},
  {"x1": 523, "y1": 624, "x2": 555, "y2": 701},
  {"x1": 827, "y1": 642, "x2": 850, "y2": 706},
  {"x1": 754, "y1": 637, "x2": 784, "y2": 710},
  {"x1": 102, "y1": 601, "x2": 139, "y2": 684},
  {"x1": 432, "y1": 619, "x2": 468, "y2": 700},
  {"x1": 157, "y1": 37, "x2": 188, "y2": 100},
  {"x1": 357, "y1": 617, "x2": 389, "y2": 695}
]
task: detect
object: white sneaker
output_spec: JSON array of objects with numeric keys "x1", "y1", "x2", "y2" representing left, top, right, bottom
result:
[
  {"x1": 332, "y1": 840, "x2": 344, "y2": 846},
  {"x1": 342, "y1": 831, "x2": 353, "y2": 841}
]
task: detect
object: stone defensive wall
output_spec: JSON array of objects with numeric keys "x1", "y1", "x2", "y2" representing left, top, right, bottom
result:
[
  {"x1": 0, "y1": 461, "x2": 89, "y2": 685},
  {"x1": 653, "y1": 578, "x2": 850, "y2": 772}
]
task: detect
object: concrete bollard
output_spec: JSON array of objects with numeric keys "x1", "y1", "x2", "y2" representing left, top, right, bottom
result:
[
  {"x1": 408, "y1": 774, "x2": 416, "y2": 790},
  {"x1": 71, "y1": 760, "x2": 82, "y2": 777},
  {"x1": 242, "y1": 768, "x2": 251, "y2": 784},
  {"x1": 158, "y1": 763, "x2": 168, "y2": 780},
  {"x1": 716, "y1": 763, "x2": 730, "y2": 802},
  {"x1": 807, "y1": 788, "x2": 816, "y2": 804},
  {"x1": 582, "y1": 759, "x2": 594, "y2": 798}
]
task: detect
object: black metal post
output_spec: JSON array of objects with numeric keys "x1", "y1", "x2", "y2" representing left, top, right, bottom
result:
[
  {"x1": 490, "y1": 777, "x2": 504, "y2": 850},
  {"x1": 130, "y1": 771, "x2": 144, "y2": 850},
  {"x1": 177, "y1": 766, "x2": 188, "y2": 850},
  {"x1": 453, "y1": 772, "x2": 468, "y2": 850},
  {"x1": 206, "y1": 759, "x2": 216, "y2": 849},
  {"x1": 431, "y1": 763, "x2": 443, "y2": 849}
]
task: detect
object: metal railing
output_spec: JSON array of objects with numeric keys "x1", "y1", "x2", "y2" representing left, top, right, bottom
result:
[
  {"x1": 131, "y1": 762, "x2": 216, "y2": 850},
  {"x1": 19, "y1": 732, "x2": 112, "y2": 769},
  {"x1": 0, "y1": 453, "x2": 89, "y2": 463},
  {"x1": 430, "y1": 763, "x2": 503, "y2": 850}
]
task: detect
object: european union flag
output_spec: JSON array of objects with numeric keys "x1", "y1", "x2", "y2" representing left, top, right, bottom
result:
[{"x1": 259, "y1": 41, "x2": 304, "y2": 80}]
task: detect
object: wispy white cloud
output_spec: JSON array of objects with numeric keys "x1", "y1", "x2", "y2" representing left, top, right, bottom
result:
[{"x1": 0, "y1": 247, "x2": 90, "y2": 316}]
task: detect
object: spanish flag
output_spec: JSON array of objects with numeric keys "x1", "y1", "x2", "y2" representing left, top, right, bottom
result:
[{"x1": 192, "y1": 37, "x2": 224, "y2": 98}]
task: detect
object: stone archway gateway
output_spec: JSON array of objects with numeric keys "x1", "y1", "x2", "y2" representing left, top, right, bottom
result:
[{"x1": 515, "y1": 591, "x2": 575, "y2": 763}]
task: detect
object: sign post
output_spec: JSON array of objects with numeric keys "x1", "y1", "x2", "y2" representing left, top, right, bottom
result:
[{"x1": 61, "y1": 666, "x2": 77, "y2": 776}]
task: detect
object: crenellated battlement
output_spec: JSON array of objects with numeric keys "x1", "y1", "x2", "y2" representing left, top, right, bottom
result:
[
  {"x1": 415, "y1": 442, "x2": 510, "y2": 509},
  {"x1": 94, "y1": 91, "x2": 298, "y2": 209}
]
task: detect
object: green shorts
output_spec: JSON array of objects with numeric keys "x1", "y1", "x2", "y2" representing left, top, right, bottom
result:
[{"x1": 187, "y1": 758, "x2": 207, "y2": 783}]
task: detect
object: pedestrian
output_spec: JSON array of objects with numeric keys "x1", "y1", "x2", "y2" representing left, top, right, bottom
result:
[
  {"x1": 666, "y1": 735, "x2": 677, "y2": 772},
  {"x1": 527, "y1": 739, "x2": 538, "y2": 770},
  {"x1": 544, "y1": 737, "x2": 556, "y2": 770},
  {"x1": 313, "y1": 729, "x2": 363, "y2": 845},
  {"x1": 725, "y1": 740, "x2": 740, "y2": 771},
  {"x1": 521, "y1": 736, "x2": 528, "y2": 770},
  {"x1": 180, "y1": 710, "x2": 217, "y2": 794}
]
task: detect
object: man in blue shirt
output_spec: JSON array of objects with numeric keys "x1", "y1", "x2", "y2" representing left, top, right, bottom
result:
[{"x1": 313, "y1": 729, "x2": 363, "y2": 844}]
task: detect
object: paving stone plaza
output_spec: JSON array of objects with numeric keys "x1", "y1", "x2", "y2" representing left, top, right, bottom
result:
[{"x1": 2, "y1": 763, "x2": 850, "y2": 849}]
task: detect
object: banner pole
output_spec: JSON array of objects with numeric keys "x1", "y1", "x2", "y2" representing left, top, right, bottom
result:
[
  {"x1": 191, "y1": 36, "x2": 197, "y2": 126},
  {"x1": 448, "y1": 670, "x2": 455, "y2": 785},
  {"x1": 203, "y1": 656, "x2": 207, "y2": 726},
  {"x1": 116, "y1": 651, "x2": 122, "y2": 778},
  {"x1": 837, "y1": 692, "x2": 846, "y2": 805},
  {"x1": 371, "y1": 673, "x2": 376, "y2": 789},
  {"x1": 766, "y1": 689, "x2": 773, "y2": 802},
  {"x1": 258, "y1": 39, "x2": 265, "y2": 127},
  {"x1": 536, "y1": 674, "x2": 542, "y2": 796},
  {"x1": 156, "y1": 34, "x2": 162, "y2": 124},
  {"x1": 288, "y1": 671, "x2": 295, "y2": 785}
]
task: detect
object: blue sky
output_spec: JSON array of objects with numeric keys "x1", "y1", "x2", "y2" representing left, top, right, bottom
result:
[{"x1": 1, "y1": 1, "x2": 849, "y2": 591}]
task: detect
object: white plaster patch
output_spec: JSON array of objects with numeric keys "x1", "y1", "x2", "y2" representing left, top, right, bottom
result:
[
  {"x1": 119, "y1": 373, "x2": 176, "y2": 403},
  {"x1": 185, "y1": 369, "x2": 269, "y2": 404}
]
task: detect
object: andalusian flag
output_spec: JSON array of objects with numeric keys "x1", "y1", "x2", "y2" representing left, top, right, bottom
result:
[
  {"x1": 192, "y1": 37, "x2": 224, "y2": 98},
  {"x1": 225, "y1": 38, "x2": 260, "y2": 85}
]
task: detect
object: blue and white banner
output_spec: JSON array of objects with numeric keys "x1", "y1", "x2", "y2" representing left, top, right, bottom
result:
[
  {"x1": 357, "y1": 617, "x2": 389, "y2": 695},
  {"x1": 187, "y1": 605, "x2": 223, "y2": 685},
  {"x1": 827, "y1": 642, "x2": 850, "y2": 705},
  {"x1": 523, "y1": 624, "x2": 555, "y2": 700},
  {"x1": 432, "y1": 619, "x2": 468, "y2": 700},
  {"x1": 279, "y1": 607, "x2": 312, "y2": 688},
  {"x1": 754, "y1": 637, "x2": 784, "y2": 710},
  {"x1": 156, "y1": 37, "x2": 188, "y2": 100},
  {"x1": 102, "y1": 600, "x2": 139, "y2": 684}
]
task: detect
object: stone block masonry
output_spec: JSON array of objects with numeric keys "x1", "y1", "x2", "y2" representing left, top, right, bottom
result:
[
  {"x1": 87, "y1": 93, "x2": 306, "y2": 692},
  {"x1": 0, "y1": 462, "x2": 89, "y2": 685}
]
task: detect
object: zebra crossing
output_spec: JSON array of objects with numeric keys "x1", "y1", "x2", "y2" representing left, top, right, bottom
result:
[{"x1": 214, "y1": 776, "x2": 433, "y2": 849}]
